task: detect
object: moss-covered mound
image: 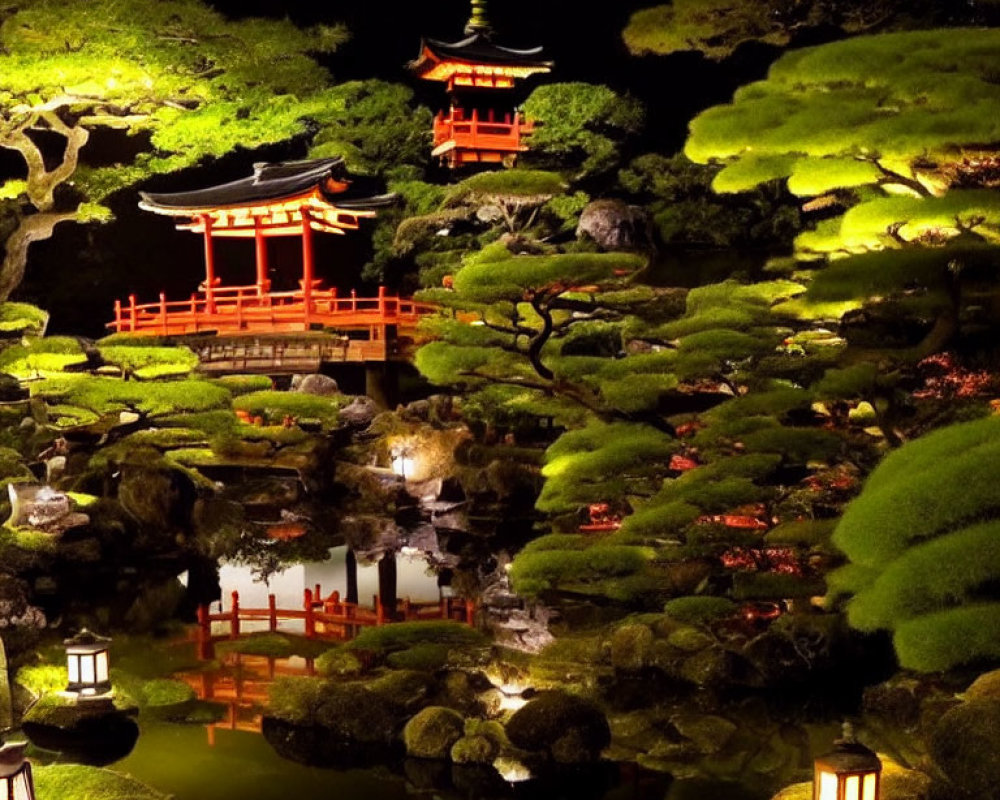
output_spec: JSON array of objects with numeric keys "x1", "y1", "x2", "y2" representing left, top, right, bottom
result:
[
  {"x1": 33, "y1": 764, "x2": 167, "y2": 800},
  {"x1": 505, "y1": 691, "x2": 610, "y2": 764},
  {"x1": 403, "y1": 706, "x2": 465, "y2": 759}
]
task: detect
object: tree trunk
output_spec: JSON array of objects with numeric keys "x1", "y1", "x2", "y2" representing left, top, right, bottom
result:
[{"x1": 0, "y1": 210, "x2": 77, "y2": 301}]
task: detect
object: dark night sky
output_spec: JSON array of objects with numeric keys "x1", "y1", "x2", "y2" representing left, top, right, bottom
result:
[{"x1": 15, "y1": 1, "x2": 777, "y2": 338}]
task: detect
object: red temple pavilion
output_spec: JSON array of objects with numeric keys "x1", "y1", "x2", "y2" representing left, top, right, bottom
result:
[
  {"x1": 107, "y1": 158, "x2": 435, "y2": 365},
  {"x1": 409, "y1": 0, "x2": 552, "y2": 168}
]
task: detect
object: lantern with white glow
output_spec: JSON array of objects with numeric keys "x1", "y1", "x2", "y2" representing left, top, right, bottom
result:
[
  {"x1": 0, "y1": 742, "x2": 34, "y2": 800},
  {"x1": 390, "y1": 446, "x2": 415, "y2": 480},
  {"x1": 64, "y1": 628, "x2": 112, "y2": 696},
  {"x1": 814, "y1": 723, "x2": 881, "y2": 800}
]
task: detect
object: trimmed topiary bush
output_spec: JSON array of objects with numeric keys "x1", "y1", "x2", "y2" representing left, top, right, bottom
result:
[
  {"x1": 315, "y1": 648, "x2": 363, "y2": 677},
  {"x1": 346, "y1": 622, "x2": 487, "y2": 657},
  {"x1": 663, "y1": 596, "x2": 737, "y2": 624},
  {"x1": 831, "y1": 417, "x2": 1000, "y2": 671},
  {"x1": 386, "y1": 643, "x2": 453, "y2": 672}
]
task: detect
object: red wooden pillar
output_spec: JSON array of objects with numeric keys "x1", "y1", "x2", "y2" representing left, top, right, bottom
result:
[
  {"x1": 230, "y1": 590, "x2": 240, "y2": 639},
  {"x1": 268, "y1": 593, "x2": 277, "y2": 633},
  {"x1": 201, "y1": 214, "x2": 217, "y2": 313},
  {"x1": 128, "y1": 294, "x2": 137, "y2": 332},
  {"x1": 465, "y1": 599, "x2": 476, "y2": 627},
  {"x1": 301, "y1": 207, "x2": 314, "y2": 327},
  {"x1": 159, "y1": 292, "x2": 168, "y2": 335},
  {"x1": 197, "y1": 604, "x2": 211, "y2": 660},
  {"x1": 304, "y1": 588, "x2": 316, "y2": 638},
  {"x1": 113, "y1": 299, "x2": 122, "y2": 332},
  {"x1": 254, "y1": 217, "x2": 269, "y2": 296}
]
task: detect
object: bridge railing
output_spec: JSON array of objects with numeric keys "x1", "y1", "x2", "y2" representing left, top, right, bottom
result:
[
  {"x1": 195, "y1": 588, "x2": 475, "y2": 658},
  {"x1": 107, "y1": 284, "x2": 438, "y2": 335}
]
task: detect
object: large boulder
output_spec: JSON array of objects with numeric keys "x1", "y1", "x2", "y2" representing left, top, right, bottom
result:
[
  {"x1": 929, "y1": 699, "x2": 1000, "y2": 800},
  {"x1": 291, "y1": 374, "x2": 339, "y2": 396},
  {"x1": 403, "y1": 706, "x2": 465, "y2": 760},
  {"x1": 505, "y1": 691, "x2": 610, "y2": 764},
  {"x1": 577, "y1": 199, "x2": 653, "y2": 251},
  {"x1": 339, "y1": 396, "x2": 378, "y2": 428}
]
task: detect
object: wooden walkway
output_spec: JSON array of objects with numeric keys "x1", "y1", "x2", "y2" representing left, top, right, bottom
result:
[
  {"x1": 195, "y1": 587, "x2": 475, "y2": 659},
  {"x1": 188, "y1": 333, "x2": 399, "y2": 374}
]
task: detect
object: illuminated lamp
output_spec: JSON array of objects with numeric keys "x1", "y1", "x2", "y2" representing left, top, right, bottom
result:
[
  {"x1": 64, "y1": 628, "x2": 112, "y2": 697},
  {"x1": 390, "y1": 446, "x2": 415, "y2": 480},
  {"x1": 0, "y1": 742, "x2": 35, "y2": 800},
  {"x1": 814, "y1": 723, "x2": 881, "y2": 800}
]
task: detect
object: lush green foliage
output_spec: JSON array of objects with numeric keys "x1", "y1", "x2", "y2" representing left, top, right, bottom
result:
[
  {"x1": 97, "y1": 344, "x2": 198, "y2": 379},
  {"x1": 832, "y1": 417, "x2": 1000, "y2": 670},
  {"x1": 523, "y1": 83, "x2": 644, "y2": 180},
  {"x1": 30, "y1": 375, "x2": 231, "y2": 417},
  {"x1": 622, "y1": 0, "x2": 923, "y2": 59},
  {"x1": 232, "y1": 390, "x2": 344, "y2": 429},
  {"x1": 662, "y1": 595, "x2": 737, "y2": 624}
]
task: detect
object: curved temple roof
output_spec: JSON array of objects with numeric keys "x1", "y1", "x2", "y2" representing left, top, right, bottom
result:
[
  {"x1": 138, "y1": 157, "x2": 396, "y2": 237},
  {"x1": 409, "y1": 32, "x2": 553, "y2": 82}
]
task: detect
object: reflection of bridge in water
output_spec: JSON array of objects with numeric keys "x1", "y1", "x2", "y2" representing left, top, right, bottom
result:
[{"x1": 178, "y1": 653, "x2": 316, "y2": 744}]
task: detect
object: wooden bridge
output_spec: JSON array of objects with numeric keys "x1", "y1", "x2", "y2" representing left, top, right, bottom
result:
[
  {"x1": 195, "y1": 587, "x2": 475, "y2": 659},
  {"x1": 108, "y1": 285, "x2": 435, "y2": 355}
]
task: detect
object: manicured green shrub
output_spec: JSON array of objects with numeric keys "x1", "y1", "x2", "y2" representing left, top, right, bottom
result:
[
  {"x1": 509, "y1": 545, "x2": 653, "y2": 596},
  {"x1": 346, "y1": 621, "x2": 487, "y2": 655},
  {"x1": 894, "y1": 605, "x2": 1000, "y2": 673},
  {"x1": 97, "y1": 345, "x2": 198, "y2": 379},
  {"x1": 31, "y1": 375, "x2": 231, "y2": 417},
  {"x1": 232, "y1": 390, "x2": 343, "y2": 429},
  {"x1": 0, "y1": 337, "x2": 87, "y2": 378},
  {"x1": 210, "y1": 374, "x2": 274, "y2": 396},
  {"x1": 214, "y1": 632, "x2": 330, "y2": 659},
  {"x1": 663, "y1": 596, "x2": 737, "y2": 624},
  {"x1": 386, "y1": 643, "x2": 454, "y2": 671},
  {"x1": 0, "y1": 302, "x2": 48, "y2": 335},
  {"x1": 833, "y1": 418, "x2": 1000, "y2": 671},
  {"x1": 315, "y1": 648, "x2": 363, "y2": 677}
]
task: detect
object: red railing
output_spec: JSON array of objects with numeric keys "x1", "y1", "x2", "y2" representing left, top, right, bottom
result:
[
  {"x1": 433, "y1": 108, "x2": 533, "y2": 154},
  {"x1": 195, "y1": 587, "x2": 476, "y2": 658},
  {"x1": 107, "y1": 284, "x2": 438, "y2": 337}
]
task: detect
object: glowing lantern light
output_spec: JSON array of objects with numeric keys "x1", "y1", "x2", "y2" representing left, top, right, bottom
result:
[
  {"x1": 64, "y1": 629, "x2": 112, "y2": 697},
  {"x1": 814, "y1": 723, "x2": 881, "y2": 800},
  {"x1": 0, "y1": 742, "x2": 35, "y2": 800},
  {"x1": 390, "y1": 445, "x2": 415, "y2": 480}
]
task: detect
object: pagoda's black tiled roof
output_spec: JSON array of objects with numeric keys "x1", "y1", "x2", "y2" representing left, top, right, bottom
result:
[
  {"x1": 413, "y1": 32, "x2": 552, "y2": 69},
  {"x1": 140, "y1": 158, "x2": 396, "y2": 211}
]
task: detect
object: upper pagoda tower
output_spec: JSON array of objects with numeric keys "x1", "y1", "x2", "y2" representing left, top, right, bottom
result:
[{"x1": 409, "y1": 0, "x2": 553, "y2": 169}]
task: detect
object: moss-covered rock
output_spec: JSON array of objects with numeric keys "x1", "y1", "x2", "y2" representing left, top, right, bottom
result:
[
  {"x1": 451, "y1": 733, "x2": 498, "y2": 764},
  {"x1": 314, "y1": 649, "x2": 363, "y2": 678},
  {"x1": 929, "y1": 699, "x2": 1000, "y2": 800},
  {"x1": 33, "y1": 764, "x2": 167, "y2": 800},
  {"x1": 669, "y1": 713, "x2": 737, "y2": 755},
  {"x1": 505, "y1": 691, "x2": 610, "y2": 763},
  {"x1": 610, "y1": 624, "x2": 654, "y2": 671},
  {"x1": 386, "y1": 643, "x2": 453, "y2": 672},
  {"x1": 267, "y1": 678, "x2": 400, "y2": 748},
  {"x1": 403, "y1": 706, "x2": 465, "y2": 759},
  {"x1": 962, "y1": 669, "x2": 1000, "y2": 702}
]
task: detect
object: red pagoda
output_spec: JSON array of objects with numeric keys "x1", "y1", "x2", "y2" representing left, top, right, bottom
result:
[
  {"x1": 409, "y1": 0, "x2": 552, "y2": 168},
  {"x1": 108, "y1": 158, "x2": 434, "y2": 362}
]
